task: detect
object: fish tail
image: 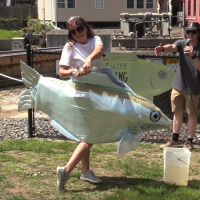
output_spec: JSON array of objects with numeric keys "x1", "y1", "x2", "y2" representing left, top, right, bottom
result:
[
  {"x1": 18, "y1": 88, "x2": 36, "y2": 111},
  {"x1": 20, "y1": 60, "x2": 41, "y2": 88}
]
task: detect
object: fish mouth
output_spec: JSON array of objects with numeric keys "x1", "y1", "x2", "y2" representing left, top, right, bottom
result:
[{"x1": 150, "y1": 76, "x2": 155, "y2": 89}]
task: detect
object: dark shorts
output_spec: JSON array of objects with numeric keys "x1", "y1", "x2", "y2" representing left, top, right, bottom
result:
[{"x1": 171, "y1": 88, "x2": 200, "y2": 115}]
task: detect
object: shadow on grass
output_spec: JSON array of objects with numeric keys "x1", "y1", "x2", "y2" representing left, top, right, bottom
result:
[{"x1": 68, "y1": 176, "x2": 200, "y2": 192}]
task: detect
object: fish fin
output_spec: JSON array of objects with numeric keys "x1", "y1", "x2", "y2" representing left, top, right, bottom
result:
[
  {"x1": 101, "y1": 67, "x2": 126, "y2": 88},
  {"x1": 117, "y1": 128, "x2": 141, "y2": 156},
  {"x1": 51, "y1": 120, "x2": 80, "y2": 142},
  {"x1": 101, "y1": 67, "x2": 136, "y2": 94},
  {"x1": 18, "y1": 89, "x2": 35, "y2": 111},
  {"x1": 71, "y1": 67, "x2": 134, "y2": 93},
  {"x1": 20, "y1": 60, "x2": 41, "y2": 88}
]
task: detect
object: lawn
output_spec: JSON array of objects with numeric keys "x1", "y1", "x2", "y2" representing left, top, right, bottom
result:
[
  {"x1": 0, "y1": 30, "x2": 22, "y2": 39},
  {"x1": 0, "y1": 139, "x2": 200, "y2": 200}
]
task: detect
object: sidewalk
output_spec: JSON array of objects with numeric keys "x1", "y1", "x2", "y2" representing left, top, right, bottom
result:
[{"x1": 170, "y1": 26, "x2": 184, "y2": 38}]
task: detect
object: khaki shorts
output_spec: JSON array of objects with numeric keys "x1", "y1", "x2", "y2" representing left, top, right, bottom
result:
[{"x1": 171, "y1": 88, "x2": 200, "y2": 115}]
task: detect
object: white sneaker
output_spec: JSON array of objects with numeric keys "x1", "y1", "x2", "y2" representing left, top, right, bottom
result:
[
  {"x1": 80, "y1": 170, "x2": 102, "y2": 183},
  {"x1": 57, "y1": 166, "x2": 70, "y2": 191}
]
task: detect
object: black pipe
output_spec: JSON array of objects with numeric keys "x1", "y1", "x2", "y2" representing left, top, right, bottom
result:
[{"x1": 26, "y1": 44, "x2": 33, "y2": 138}]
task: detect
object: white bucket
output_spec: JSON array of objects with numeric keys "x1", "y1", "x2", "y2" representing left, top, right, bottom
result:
[{"x1": 163, "y1": 147, "x2": 191, "y2": 186}]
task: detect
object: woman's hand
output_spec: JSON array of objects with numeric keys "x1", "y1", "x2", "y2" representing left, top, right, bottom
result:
[
  {"x1": 75, "y1": 57, "x2": 92, "y2": 77},
  {"x1": 76, "y1": 70, "x2": 90, "y2": 77},
  {"x1": 75, "y1": 65, "x2": 91, "y2": 77},
  {"x1": 82, "y1": 57, "x2": 92, "y2": 73},
  {"x1": 59, "y1": 65, "x2": 75, "y2": 79}
]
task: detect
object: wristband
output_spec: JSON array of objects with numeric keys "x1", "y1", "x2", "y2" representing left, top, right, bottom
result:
[{"x1": 191, "y1": 53, "x2": 197, "y2": 59}]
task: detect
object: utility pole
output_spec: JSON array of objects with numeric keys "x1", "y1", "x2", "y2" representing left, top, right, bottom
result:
[{"x1": 182, "y1": 0, "x2": 185, "y2": 28}]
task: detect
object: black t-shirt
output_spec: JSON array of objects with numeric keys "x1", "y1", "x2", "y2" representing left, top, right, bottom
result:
[{"x1": 173, "y1": 39, "x2": 200, "y2": 95}]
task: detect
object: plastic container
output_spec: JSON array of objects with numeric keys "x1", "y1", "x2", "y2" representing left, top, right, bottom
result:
[{"x1": 163, "y1": 147, "x2": 191, "y2": 186}]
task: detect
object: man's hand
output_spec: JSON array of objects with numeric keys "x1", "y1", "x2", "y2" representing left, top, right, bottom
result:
[
  {"x1": 154, "y1": 43, "x2": 164, "y2": 56},
  {"x1": 184, "y1": 44, "x2": 195, "y2": 57}
]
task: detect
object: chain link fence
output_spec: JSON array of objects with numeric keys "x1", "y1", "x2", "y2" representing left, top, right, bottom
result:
[{"x1": 1, "y1": 47, "x2": 200, "y2": 145}]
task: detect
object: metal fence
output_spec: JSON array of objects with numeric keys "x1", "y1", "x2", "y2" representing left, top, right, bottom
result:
[{"x1": 0, "y1": 4, "x2": 37, "y2": 19}]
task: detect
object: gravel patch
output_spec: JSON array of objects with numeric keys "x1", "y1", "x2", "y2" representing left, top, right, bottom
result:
[{"x1": 0, "y1": 118, "x2": 67, "y2": 141}]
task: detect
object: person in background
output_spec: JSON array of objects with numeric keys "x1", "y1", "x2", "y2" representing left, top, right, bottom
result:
[
  {"x1": 154, "y1": 22, "x2": 200, "y2": 150},
  {"x1": 57, "y1": 16, "x2": 103, "y2": 191}
]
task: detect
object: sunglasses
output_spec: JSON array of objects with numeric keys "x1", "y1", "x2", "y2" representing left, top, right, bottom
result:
[
  {"x1": 70, "y1": 25, "x2": 84, "y2": 36},
  {"x1": 186, "y1": 30, "x2": 198, "y2": 35}
]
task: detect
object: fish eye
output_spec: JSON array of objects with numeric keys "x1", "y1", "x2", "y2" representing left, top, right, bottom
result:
[
  {"x1": 158, "y1": 70, "x2": 167, "y2": 79},
  {"x1": 150, "y1": 111, "x2": 161, "y2": 122}
]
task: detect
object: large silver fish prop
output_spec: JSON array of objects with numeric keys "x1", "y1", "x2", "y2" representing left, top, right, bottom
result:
[{"x1": 18, "y1": 61, "x2": 172, "y2": 155}]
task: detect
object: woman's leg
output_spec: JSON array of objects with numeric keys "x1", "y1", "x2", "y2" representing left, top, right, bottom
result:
[
  {"x1": 66, "y1": 141, "x2": 93, "y2": 174},
  {"x1": 57, "y1": 142, "x2": 93, "y2": 190},
  {"x1": 81, "y1": 148, "x2": 91, "y2": 173}
]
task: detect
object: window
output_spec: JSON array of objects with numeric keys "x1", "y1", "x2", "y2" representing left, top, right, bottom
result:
[
  {"x1": 146, "y1": 0, "x2": 153, "y2": 9},
  {"x1": 188, "y1": 0, "x2": 191, "y2": 16},
  {"x1": 127, "y1": 0, "x2": 134, "y2": 8},
  {"x1": 194, "y1": 0, "x2": 196, "y2": 16},
  {"x1": 58, "y1": 0, "x2": 65, "y2": 8},
  {"x1": 137, "y1": 0, "x2": 144, "y2": 9},
  {"x1": 96, "y1": 0, "x2": 104, "y2": 9},
  {"x1": 67, "y1": 0, "x2": 75, "y2": 8}
]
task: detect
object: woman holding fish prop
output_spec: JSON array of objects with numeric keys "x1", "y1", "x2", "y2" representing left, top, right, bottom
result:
[
  {"x1": 18, "y1": 17, "x2": 171, "y2": 191},
  {"x1": 57, "y1": 16, "x2": 104, "y2": 191}
]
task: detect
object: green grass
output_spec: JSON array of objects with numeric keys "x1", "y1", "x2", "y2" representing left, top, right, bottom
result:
[
  {"x1": 0, "y1": 30, "x2": 22, "y2": 39},
  {"x1": 4, "y1": 197, "x2": 26, "y2": 200},
  {"x1": 0, "y1": 139, "x2": 200, "y2": 200}
]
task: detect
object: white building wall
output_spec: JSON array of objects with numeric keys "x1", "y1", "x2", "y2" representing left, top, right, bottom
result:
[{"x1": 38, "y1": 0, "x2": 159, "y2": 23}]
